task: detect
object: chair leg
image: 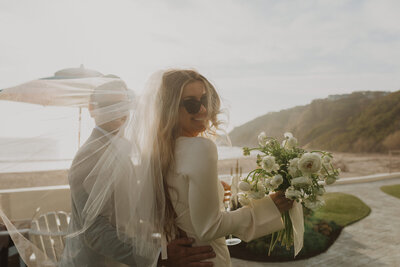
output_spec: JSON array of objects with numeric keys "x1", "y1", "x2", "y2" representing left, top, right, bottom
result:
[
  {"x1": 0, "y1": 246, "x2": 8, "y2": 267},
  {"x1": 8, "y1": 246, "x2": 26, "y2": 267},
  {"x1": 19, "y1": 255, "x2": 26, "y2": 267}
]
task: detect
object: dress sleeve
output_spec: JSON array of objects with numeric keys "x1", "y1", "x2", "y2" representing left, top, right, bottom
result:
[{"x1": 179, "y1": 138, "x2": 284, "y2": 242}]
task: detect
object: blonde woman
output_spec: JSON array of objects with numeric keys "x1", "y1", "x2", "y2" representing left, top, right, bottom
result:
[{"x1": 151, "y1": 69, "x2": 293, "y2": 267}]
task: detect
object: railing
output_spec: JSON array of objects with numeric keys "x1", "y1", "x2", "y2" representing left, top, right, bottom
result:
[
  {"x1": 1, "y1": 171, "x2": 400, "y2": 221},
  {"x1": 0, "y1": 185, "x2": 71, "y2": 221}
]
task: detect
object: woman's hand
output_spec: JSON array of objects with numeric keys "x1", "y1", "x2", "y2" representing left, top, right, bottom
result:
[
  {"x1": 269, "y1": 191, "x2": 294, "y2": 214},
  {"x1": 159, "y1": 237, "x2": 216, "y2": 267}
]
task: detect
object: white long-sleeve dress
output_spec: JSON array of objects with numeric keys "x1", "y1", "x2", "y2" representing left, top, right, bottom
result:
[{"x1": 167, "y1": 136, "x2": 284, "y2": 267}]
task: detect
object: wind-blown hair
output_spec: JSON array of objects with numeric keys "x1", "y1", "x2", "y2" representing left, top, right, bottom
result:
[{"x1": 154, "y1": 69, "x2": 222, "y2": 239}]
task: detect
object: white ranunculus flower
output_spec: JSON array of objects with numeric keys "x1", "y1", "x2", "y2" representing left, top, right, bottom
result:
[
  {"x1": 298, "y1": 153, "x2": 322, "y2": 174},
  {"x1": 238, "y1": 193, "x2": 250, "y2": 206},
  {"x1": 287, "y1": 137, "x2": 298, "y2": 148},
  {"x1": 325, "y1": 176, "x2": 336, "y2": 185},
  {"x1": 321, "y1": 156, "x2": 332, "y2": 172},
  {"x1": 288, "y1": 166, "x2": 298, "y2": 177},
  {"x1": 262, "y1": 156, "x2": 277, "y2": 172},
  {"x1": 264, "y1": 178, "x2": 274, "y2": 190},
  {"x1": 257, "y1": 181, "x2": 266, "y2": 192},
  {"x1": 282, "y1": 136, "x2": 298, "y2": 149},
  {"x1": 271, "y1": 174, "x2": 283, "y2": 187},
  {"x1": 284, "y1": 132, "x2": 293, "y2": 138},
  {"x1": 239, "y1": 181, "x2": 251, "y2": 191},
  {"x1": 285, "y1": 186, "x2": 302, "y2": 200},
  {"x1": 272, "y1": 164, "x2": 280, "y2": 172},
  {"x1": 291, "y1": 176, "x2": 312, "y2": 186},
  {"x1": 304, "y1": 199, "x2": 325, "y2": 210},
  {"x1": 282, "y1": 132, "x2": 297, "y2": 149},
  {"x1": 258, "y1": 132, "x2": 268, "y2": 146},
  {"x1": 317, "y1": 187, "x2": 326, "y2": 196},
  {"x1": 320, "y1": 165, "x2": 329, "y2": 175},
  {"x1": 250, "y1": 190, "x2": 265, "y2": 199},
  {"x1": 289, "y1": 158, "x2": 299, "y2": 168},
  {"x1": 288, "y1": 158, "x2": 300, "y2": 177}
]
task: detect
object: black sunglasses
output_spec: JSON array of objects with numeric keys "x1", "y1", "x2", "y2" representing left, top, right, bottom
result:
[{"x1": 181, "y1": 95, "x2": 208, "y2": 114}]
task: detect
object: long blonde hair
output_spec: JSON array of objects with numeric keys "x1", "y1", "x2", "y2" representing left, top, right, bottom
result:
[{"x1": 154, "y1": 69, "x2": 222, "y2": 239}]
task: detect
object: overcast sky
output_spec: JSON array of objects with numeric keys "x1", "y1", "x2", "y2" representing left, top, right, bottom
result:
[{"x1": 1, "y1": 0, "x2": 400, "y2": 131}]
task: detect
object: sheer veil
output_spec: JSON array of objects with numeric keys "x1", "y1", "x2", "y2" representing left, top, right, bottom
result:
[
  {"x1": 61, "y1": 75, "x2": 166, "y2": 266},
  {"x1": 0, "y1": 73, "x2": 167, "y2": 266}
]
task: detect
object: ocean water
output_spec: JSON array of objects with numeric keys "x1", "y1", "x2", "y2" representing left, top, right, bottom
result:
[
  {"x1": 0, "y1": 144, "x2": 251, "y2": 173},
  {"x1": 217, "y1": 146, "x2": 247, "y2": 160},
  {"x1": 0, "y1": 159, "x2": 73, "y2": 173}
]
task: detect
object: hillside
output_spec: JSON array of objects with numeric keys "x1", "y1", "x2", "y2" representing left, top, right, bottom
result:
[{"x1": 229, "y1": 91, "x2": 400, "y2": 152}]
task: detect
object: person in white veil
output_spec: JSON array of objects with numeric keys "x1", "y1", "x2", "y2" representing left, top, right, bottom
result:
[
  {"x1": 144, "y1": 69, "x2": 293, "y2": 267},
  {"x1": 60, "y1": 79, "x2": 217, "y2": 267}
]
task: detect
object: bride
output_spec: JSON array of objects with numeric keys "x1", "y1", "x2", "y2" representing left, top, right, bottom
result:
[{"x1": 149, "y1": 69, "x2": 293, "y2": 266}]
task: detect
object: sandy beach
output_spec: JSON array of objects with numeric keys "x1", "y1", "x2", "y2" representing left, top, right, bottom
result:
[{"x1": 1, "y1": 152, "x2": 399, "y2": 190}]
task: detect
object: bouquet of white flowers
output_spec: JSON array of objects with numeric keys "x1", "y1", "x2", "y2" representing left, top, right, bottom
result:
[{"x1": 239, "y1": 132, "x2": 340, "y2": 256}]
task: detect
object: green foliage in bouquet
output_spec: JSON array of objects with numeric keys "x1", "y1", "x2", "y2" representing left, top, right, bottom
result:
[{"x1": 238, "y1": 132, "x2": 340, "y2": 255}]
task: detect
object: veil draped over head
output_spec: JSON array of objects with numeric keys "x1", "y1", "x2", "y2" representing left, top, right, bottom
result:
[{"x1": 0, "y1": 71, "x2": 167, "y2": 266}]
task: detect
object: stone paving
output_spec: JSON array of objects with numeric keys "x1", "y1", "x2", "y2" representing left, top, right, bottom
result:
[{"x1": 231, "y1": 177, "x2": 400, "y2": 267}]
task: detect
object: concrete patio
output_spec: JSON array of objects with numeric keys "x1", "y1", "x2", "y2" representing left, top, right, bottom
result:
[{"x1": 231, "y1": 176, "x2": 400, "y2": 267}]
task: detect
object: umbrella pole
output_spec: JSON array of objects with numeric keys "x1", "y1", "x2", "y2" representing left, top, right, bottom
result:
[{"x1": 78, "y1": 107, "x2": 82, "y2": 149}]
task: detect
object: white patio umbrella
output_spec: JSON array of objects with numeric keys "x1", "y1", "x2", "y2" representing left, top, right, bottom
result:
[{"x1": 0, "y1": 65, "x2": 120, "y2": 147}]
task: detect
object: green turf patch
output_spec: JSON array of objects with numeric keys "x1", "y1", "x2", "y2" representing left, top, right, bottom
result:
[
  {"x1": 380, "y1": 184, "x2": 400, "y2": 199},
  {"x1": 313, "y1": 192, "x2": 371, "y2": 227},
  {"x1": 229, "y1": 192, "x2": 371, "y2": 262}
]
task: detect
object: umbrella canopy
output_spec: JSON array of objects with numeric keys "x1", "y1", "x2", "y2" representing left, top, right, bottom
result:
[
  {"x1": 0, "y1": 65, "x2": 123, "y2": 148},
  {"x1": 50, "y1": 64, "x2": 103, "y2": 79},
  {"x1": 0, "y1": 65, "x2": 119, "y2": 107}
]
